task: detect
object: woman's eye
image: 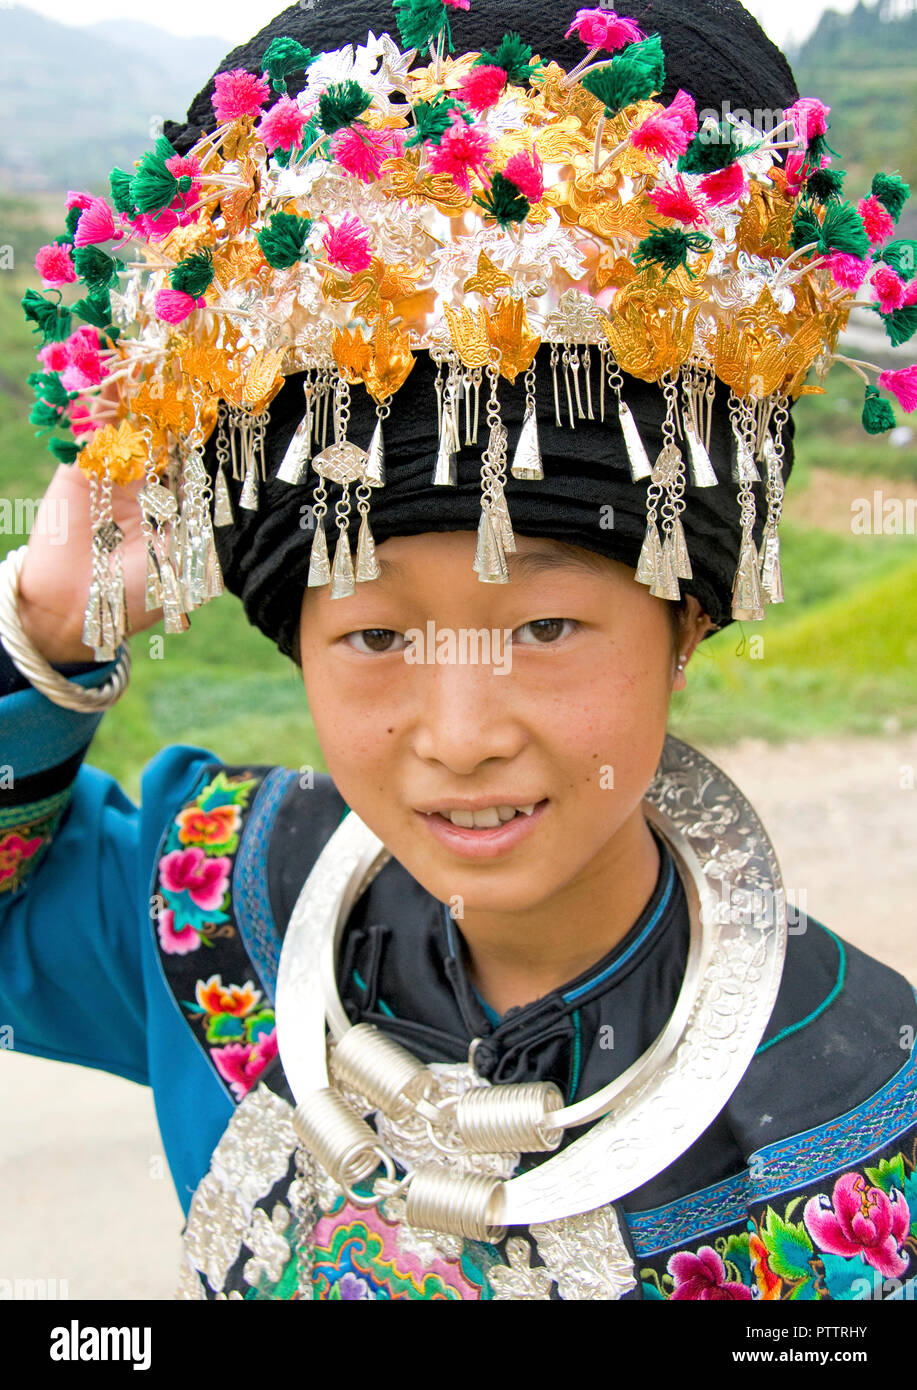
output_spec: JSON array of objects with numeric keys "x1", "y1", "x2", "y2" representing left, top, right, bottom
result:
[
  {"x1": 513, "y1": 619, "x2": 577, "y2": 645},
  {"x1": 343, "y1": 628, "x2": 409, "y2": 655}
]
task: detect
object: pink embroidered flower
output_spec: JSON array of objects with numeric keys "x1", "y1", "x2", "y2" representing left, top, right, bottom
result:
[
  {"x1": 175, "y1": 804, "x2": 241, "y2": 849},
  {"x1": 630, "y1": 90, "x2": 698, "y2": 160},
  {"x1": 785, "y1": 97, "x2": 830, "y2": 144},
  {"x1": 195, "y1": 975, "x2": 262, "y2": 1017},
  {"x1": 699, "y1": 162, "x2": 747, "y2": 206},
  {"x1": 458, "y1": 64, "x2": 508, "y2": 112},
  {"x1": 804, "y1": 1172, "x2": 910, "y2": 1278},
  {"x1": 332, "y1": 125, "x2": 401, "y2": 182},
  {"x1": 872, "y1": 264, "x2": 907, "y2": 314},
  {"x1": 212, "y1": 68, "x2": 272, "y2": 123},
  {"x1": 34, "y1": 243, "x2": 76, "y2": 287},
  {"x1": 0, "y1": 832, "x2": 44, "y2": 884},
  {"x1": 565, "y1": 7, "x2": 645, "y2": 50},
  {"x1": 154, "y1": 288, "x2": 206, "y2": 323},
  {"x1": 878, "y1": 365, "x2": 917, "y2": 413},
  {"x1": 648, "y1": 175, "x2": 708, "y2": 226},
  {"x1": 159, "y1": 847, "x2": 231, "y2": 911},
  {"x1": 258, "y1": 94, "x2": 310, "y2": 154},
  {"x1": 825, "y1": 251, "x2": 870, "y2": 292},
  {"x1": 428, "y1": 112, "x2": 493, "y2": 195},
  {"x1": 156, "y1": 907, "x2": 201, "y2": 956},
  {"x1": 72, "y1": 198, "x2": 119, "y2": 247},
  {"x1": 503, "y1": 150, "x2": 544, "y2": 203},
  {"x1": 212, "y1": 1028, "x2": 278, "y2": 1100},
  {"x1": 858, "y1": 194, "x2": 895, "y2": 247},
  {"x1": 668, "y1": 1246, "x2": 753, "y2": 1300},
  {"x1": 321, "y1": 214, "x2": 373, "y2": 273}
]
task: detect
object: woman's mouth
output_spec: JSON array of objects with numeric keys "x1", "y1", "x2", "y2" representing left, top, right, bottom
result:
[{"x1": 415, "y1": 799, "x2": 549, "y2": 858}]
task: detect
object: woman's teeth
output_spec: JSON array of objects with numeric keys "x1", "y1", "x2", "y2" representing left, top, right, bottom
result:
[{"x1": 444, "y1": 804, "x2": 536, "y2": 828}]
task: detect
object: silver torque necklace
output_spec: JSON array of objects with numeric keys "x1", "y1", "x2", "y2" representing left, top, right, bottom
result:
[{"x1": 276, "y1": 735, "x2": 787, "y2": 1241}]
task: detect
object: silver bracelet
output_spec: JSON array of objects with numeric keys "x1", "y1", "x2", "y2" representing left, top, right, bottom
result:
[{"x1": 0, "y1": 545, "x2": 131, "y2": 712}]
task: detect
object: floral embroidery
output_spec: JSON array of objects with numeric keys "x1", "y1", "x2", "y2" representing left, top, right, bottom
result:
[
  {"x1": 804, "y1": 1172, "x2": 910, "y2": 1279},
  {"x1": 184, "y1": 973, "x2": 277, "y2": 1100},
  {"x1": 0, "y1": 786, "x2": 73, "y2": 895},
  {"x1": 0, "y1": 831, "x2": 44, "y2": 888},
  {"x1": 175, "y1": 803, "x2": 242, "y2": 852},
  {"x1": 668, "y1": 1244, "x2": 753, "y2": 1300}
]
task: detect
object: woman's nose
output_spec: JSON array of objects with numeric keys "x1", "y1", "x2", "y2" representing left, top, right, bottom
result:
[{"x1": 409, "y1": 648, "x2": 526, "y2": 774}]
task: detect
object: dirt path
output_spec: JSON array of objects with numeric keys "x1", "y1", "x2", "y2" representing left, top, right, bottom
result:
[{"x1": 1, "y1": 732, "x2": 915, "y2": 1300}]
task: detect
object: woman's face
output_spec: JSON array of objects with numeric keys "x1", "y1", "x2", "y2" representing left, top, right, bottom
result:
[{"x1": 299, "y1": 530, "x2": 701, "y2": 917}]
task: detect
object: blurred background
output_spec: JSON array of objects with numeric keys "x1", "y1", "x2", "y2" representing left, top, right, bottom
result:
[{"x1": 0, "y1": 0, "x2": 915, "y2": 1299}]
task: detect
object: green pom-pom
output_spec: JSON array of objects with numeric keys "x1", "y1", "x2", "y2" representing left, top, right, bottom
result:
[
  {"x1": 109, "y1": 167, "x2": 136, "y2": 215},
  {"x1": 633, "y1": 225, "x2": 712, "y2": 281},
  {"x1": 473, "y1": 171, "x2": 530, "y2": 227},
  {"x1": 64, "y1": 206, "x2": 82, "y2": 238},
  {"x1": 792, "y1": 200, "x2": 869, "y2": 258},
  {"x1": 262, "y1": 36, "x2": 314, "y2": 93},
  {"x1": 582, "y1": 34, "x2": 666, "y2": 119},
  {"x1": 406, "y1": 95, "x2": 472, "y2": 147},
  {"x1": 393, "y1": 0, "x2": 451, "y2": 51},
  {"x1": 72, "y1": 288, "x2": 116, "y2": 334},
  {"x1": 875, "y1": 238, "x2": 917, "y2": 278},
  {"x1": 871, "y1": 172, "x2": 910, "y2": 223},
  {"x1": 255, "y1": 212, "x2": 313, "y2": 269},
  {"x1": 805, "y1": 167, "x2": 846, "y2": 205},
  {"x1": 877, "y1": 303, "x2": 917, "y2": 348},
  {"x1": 171, "y1": 250, "x2": 215, "y2": 297},
  {"x1": 21, "y1": 288, "x2": 71, "y2": 342},
  {"x1": 862, "y1": 385, "x2": 896, "y2": 434},
  {"x1": 29, "y1": 398, "x2": 65, "y2": 431},
  {"x1": 131, "y1": 137, "x2": 183, "y2": 214},
  {"x1": 73, "y1": 245, "x2": 120, "y2": 292},
  {"x1": 27, "y1": 371, "x2": 72, "y2": 409},
  {"x1": 477, "y1": 33, "x2": 543, "y2": 87},
  {"x1": 48, "y1": 437, "x2": 81, "y2": 464},
  {"x1": 806, "y1": 131, "x2": 838, "y2": 165},
  {"x1": 318, "y1": 81, "x2": 373, "y2": 135},
  {"x1": 678, "y1": 122, "x2": 757, "y2": 175}
]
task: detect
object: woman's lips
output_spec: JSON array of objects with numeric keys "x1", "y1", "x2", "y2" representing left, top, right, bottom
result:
[{"x1": 416, "y1": 800, "x2": 549, "y2": 859}]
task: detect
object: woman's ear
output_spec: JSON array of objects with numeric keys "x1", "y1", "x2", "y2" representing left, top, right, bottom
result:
[{"x1": 672, "y1": 598, "x2": 716, "y2": 691}]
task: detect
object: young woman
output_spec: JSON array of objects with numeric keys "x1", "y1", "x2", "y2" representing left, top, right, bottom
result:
[{"x1": 3, "y1": 0, "x2": 916, "y2": 1301}]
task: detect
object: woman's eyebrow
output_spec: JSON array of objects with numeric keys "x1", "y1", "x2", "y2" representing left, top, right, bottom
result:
[{"x1": 375, "y1": 549, "x2": 608, "y2": 582}]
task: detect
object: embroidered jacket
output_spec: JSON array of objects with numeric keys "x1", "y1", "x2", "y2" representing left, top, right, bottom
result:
[{"x1": 2, "y1": 646, "x2": 917, "y2": 1301}]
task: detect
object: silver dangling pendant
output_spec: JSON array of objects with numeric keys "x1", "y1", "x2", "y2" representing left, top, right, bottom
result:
[
  {"x1": 650, "y1": 534, "x2": 682, "y2": 601},
  {"x1": 81, "y1": 579, "x2": 103, "y2": 650},
  {"x1": 759, "y1": 528, "x2": 784, "y2": 604},
  {"x1": 109, "y1": 570, "x2": 127, "y2": 644},
  {"x1": 307, "y1": 520, "x2": 331, "y2": 588},
  {"x1": 670, "y1": 514, "x2": 693, "y2": 580},
  {"x1": 240, "y1": 458, "x2": 260, "y2": 510},
  {"x1": 511, "y1": 409, "x2": 544, "y2": 481},
  {"x1": 684, "y1": 422, "x2": 718, "y2": 488},
  {"x1": 635, "y1": 520, "x2": 663, "y2": 587},
  {"x1": 329, "y1": 529, "x2": 356, "y2": 599},
  {"x1": 618, "y1": 401, "x2": 653, "y2": 481},
  {"x1": 365, "y1": 418, "x2": 386, "y2": 487},
  {"x1": 732, "y1": 534, "x2": 765, "y2": 620},
  {"x1": 145, "y1": 538, "x2": 164, "y2": 610},
  {"x1": 733, "y1": 436, "x2": 761, "y2": 484},
  {"x1": 355, "y1": 516, "x2": 381, "y2": 582},
  {"x1": 276, "y1": 408, "x2": 313, "y2": 485},
  {"x1": 202, "y1": 520, "x2": 224, "y2": 599},
  {"x1": 213, "y1": 465, "x2": 234, "y2": 526},
  {"x1": 433, "y1": 399, "x2": 459, "y2": 486},
  {"x1": 97, "y1": 590, "x2": 116, "y2": 661},
  {"x1": 159, "y1": 557, "x2": 190, "y2": 633},
  {"x1": 474, "y1": 509, "x2": 508, "y2": 583},
  {"x1": 491, "y1": 481, "x2": 516, "y2": 554}
]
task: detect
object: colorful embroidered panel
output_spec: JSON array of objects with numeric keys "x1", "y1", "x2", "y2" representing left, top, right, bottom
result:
[{"x1": 0, "y1": 786, "x2": 72, "y2": 896}]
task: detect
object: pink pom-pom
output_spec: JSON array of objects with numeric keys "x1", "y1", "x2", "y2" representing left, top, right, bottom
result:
[
  {"x1": 69, "y1": 401, "x2": 103, "y2": 435},
  {"x1": 458, "y1": 65, "x2": 508, "y2": 112},
  {"x1": 872, "y1": 264, "x2": 907, "y2": 314},
  {"x1": 785, "y1": 98, "x2": 830, "y2": 144},
  {"x1": 65, "y1": 191, "x2": 93, "y2": 211},
  {"x1": 631, "y1": 96, "x2": 697, "y2": 162},
  {"x1": 648, "y1": 175, "x2": 708, "y2": 226},
  {"x1": 824, "y1": 252, "x2": 870, "y2": 292},
  {"x1": 782, "y1": 149, "x2": 814, "y2": 198},
  {"x1": 258, "y1": 95, "x2": 310, "y2": 154},
  {"x1": 332, "y1": 126, "x2": 401, "y2": 183},
  {"x1": 322, "y1": 214, "x2": 373, "y2": 273},
  {"x1": 502, "y1": 150, "x2": 544, "y2": 203},
  {"x1": 34, "y1": 243, "x2": 77, "y2": 287},
  {"x1": 667, "y1": 89, "x2": 699, "y2": 138},
  {"x1": 858, "y1": 194, "x2": 895, "y2": 247},
  {"x1": 565, "y1": 7, "x2": 644, "y2": 51},
  {"x1": 212, "y1": 68, "x2": 272, "y2": 123},
  {"x1": 72, "y1": 198, "x2": 119, "y2": 247},
  {"x1": 878, "y1": 365, "x2": 917, "y2": 413},
  {"x1": 38, "y1": 341, "x2": 71, "y2": 372},
  {"x1": 154, "y1": 288, "x2": 205, "y2": 323},
  {"x1": 699, "y1": 162, "x2": 747, "y2": 206},
  {"x1": 443, "y1": 0, "x2": 470, "y2": 8},
  {"x1": 164, "y1": 153, "x2": 202, "y2": 205},
  {"x1": 428, "y1": 112, "x2": 493, "y2": 195},
  {"x1": 59, "y1": 335, "x2": 105, "y2": 391},
  {"x1": 904, "y1": 279, "x2": 917, "y2": 307}
]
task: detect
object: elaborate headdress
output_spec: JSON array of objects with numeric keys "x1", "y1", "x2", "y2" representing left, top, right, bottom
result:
[{"x1": 23, "y1": 0, "x2": 916, "y2": 660}]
